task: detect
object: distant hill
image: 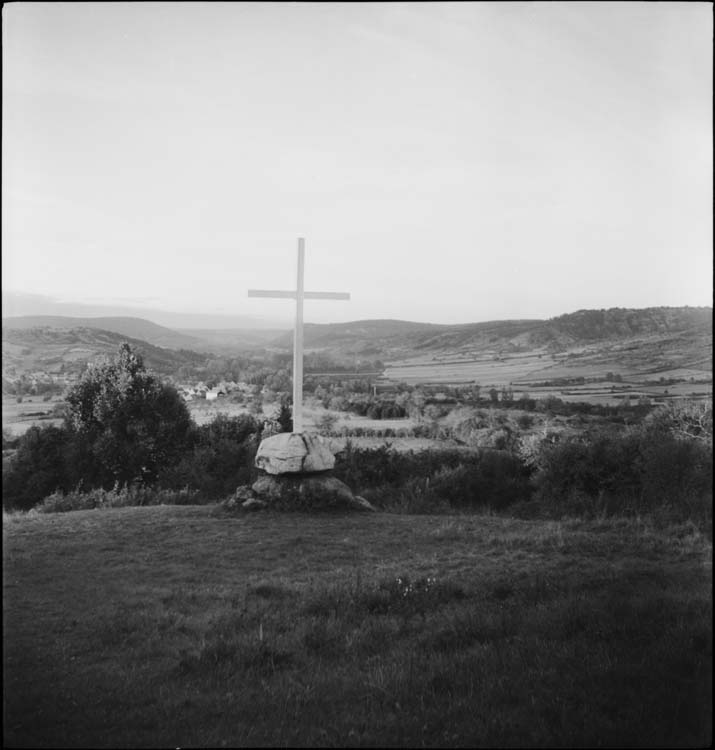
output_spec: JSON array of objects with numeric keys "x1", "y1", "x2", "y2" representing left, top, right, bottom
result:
[
  {"x1": 175, "y1": 328, "x2": 288, "y2": 353},
  {"x1": 544, "y1": 307, "x2": 712, "y2": 344},
  {"x1": 2, "y1": 306, "x2": 710, "y2": 385},
  {"x1": 272, "y1": 319, "x2": 446, "y2": 355},
  {"x1": 1, "y1": 291, "x2": 289, "y2": 330},
  {"x1": 2, "y1": 316, "x2": 202, "y2": 350},
  {"x1": 2, "y1": 326, "x2": 206, "y2": 381},
  {"x1": 265, "y1": 307, "x2": 712, "y2": 367}
]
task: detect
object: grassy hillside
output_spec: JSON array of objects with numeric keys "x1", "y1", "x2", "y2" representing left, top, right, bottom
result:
[
  {"x1": 2, "y1": 315, "x2": 202, "y2": 350},
  {"x1": 175, "y1": 327, "x2": 288, "y2": 353},
  {"x1": 547, "y1": 306, "x2": 712, "y2": 342},
  {"x1": 2, "y1": 306, "x2": 711, "y2": 393},
  {"x1": 267, "y1": 307, "x2": 712, "y2": 361},
  {"x1": 3, "y1": 505, "x2": 711, "y2": 748},
  {"x1": 1, "y1": 326, "x2": 206, "y2": 378}
]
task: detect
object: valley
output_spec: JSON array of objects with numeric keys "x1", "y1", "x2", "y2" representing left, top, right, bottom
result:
[{"x1": 2, "y1": 305, "x2": 711, "y2": 439}]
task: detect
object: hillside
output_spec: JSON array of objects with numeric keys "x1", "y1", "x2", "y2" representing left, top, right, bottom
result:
[
  {"x1": 543, "y1": 306, "x2": 713, "y2": 346},
  {"x1": 267, "y1": 307, "x2": 712, "y2": 361},
  {"x1": 176, "y1": 327, "x2": 288, "y2": 353},
  {"x1": 2, "y1": 326, "x2": 206, "y2": 381},
  {"x1": 2, "y1": 315, "x2": 202, "y2": 350},
  {"x1": 1, "y1": 306, "x2": 710, "y2": 390}
]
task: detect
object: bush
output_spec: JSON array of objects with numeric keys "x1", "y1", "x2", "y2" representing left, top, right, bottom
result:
[
  {"x1": 2, "y1": 428, "x2": 19, "y2": 451},
  {"x1": 535, "y1": 432, "x2": 642, "y2": 502},
  {"x1": 2, "y1": 425, "x2": 73, "y2": 511},
  {"x1": 157, "y1": 414, "x2": 262, "y2": 499},
  {"x1": 333, "y1": 443, "x2": 533, "y2": 513},
  {"x1": 517, "y1": 414, "x2": 534, "y2": 429},
  {"x1": 3, "y1": 406, "x2": 263, "y2": 511},
  {"x1": 533, "y1": 422, "x2": 712, "y2": 524}
]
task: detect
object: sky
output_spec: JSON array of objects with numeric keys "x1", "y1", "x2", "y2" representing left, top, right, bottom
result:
[{"x1": 2, "y1": 2, "x2": 712, "y2": 326}]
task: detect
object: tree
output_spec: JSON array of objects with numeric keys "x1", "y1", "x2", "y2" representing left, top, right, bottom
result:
[
  {"x1": 272, "y1": 397, "x2": 293, "y2": 433},
  {"x1": 646, "y1": 398, "x2": 713, "y2": 446},
  {"x1": 316, "y1": 411, "x2": 339, "y2": 433},
  {"x1": 249, "y1": 393, "x2": 265, "y2": 416},
  {"x1": 64, "y1": 344, "x2": 194, "y2": 486}
]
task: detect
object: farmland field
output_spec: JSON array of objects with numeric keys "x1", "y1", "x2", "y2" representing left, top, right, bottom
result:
[
  {"x1": 383, "y1": 348, "x2": 712, "y2": 405},
  {"x1": 3, "y1": 505, "x2": 711, "y2": 748},
  {"x1": 1, "y1": 396, "x2": 64, "y2": 436}
]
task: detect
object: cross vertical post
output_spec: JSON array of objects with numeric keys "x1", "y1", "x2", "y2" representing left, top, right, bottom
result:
[
  {"x1": 247, "y1": 239, "x2": 350, "y2": 434},
  {"x1": 293, "y1": 238, "x2": 305, "y2": 433}
]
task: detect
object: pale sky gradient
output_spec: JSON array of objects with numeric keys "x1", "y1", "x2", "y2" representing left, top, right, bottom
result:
[{"x1": 2, "y1": 2, "x2": 712, "y2": 325}]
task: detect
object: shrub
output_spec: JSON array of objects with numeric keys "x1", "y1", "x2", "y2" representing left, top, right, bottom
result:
[
  {"x1": 157, "y1": 414, "x2": 261, "y2": 499},
  {"x1": 535, "y1": 432, "x2": 642, "y2": 502},
  {"x1": 636, "y1": 433, "x2": 712, "y2": 521},
  {"x1": 533, "y1": 422, "x2": 712, "y2": 524},
  {"x1": 333, "y1": 444, "x2": 532, "y2": 513},
  {"x1": 2, "y1": 425, "x2": 74, "y2": 511},
  {"x1": 2, "y1": 428, "x2": 19, "y2": 451},
  {"x1": 517, "y1": 414, "x2": 534, "y2": 430}
]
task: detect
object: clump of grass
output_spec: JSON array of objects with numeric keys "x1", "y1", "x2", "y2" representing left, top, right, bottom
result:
[
  {"x1": 38, "y1": 483, "x2": 202, "y2": 513},
  {"x1": 302, "y1": 573, "x2": 467, "y2": 626}
]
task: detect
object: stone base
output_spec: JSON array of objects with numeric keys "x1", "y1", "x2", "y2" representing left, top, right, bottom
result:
[
  {"x1": 224, "y1": 475, "x2": 376, "y2": 513},
  {"x1": 255, "y1": 432, "x2": 335, "y2": 475}
]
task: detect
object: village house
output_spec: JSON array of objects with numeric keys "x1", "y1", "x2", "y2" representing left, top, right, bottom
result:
[{"x1": 206, "y1": 383, "x2": 228, "y2": 401}]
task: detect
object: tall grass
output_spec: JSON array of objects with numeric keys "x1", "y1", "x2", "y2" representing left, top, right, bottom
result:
[{"x1": 38, "y1": 483, "x2": 202, "y2": 513}]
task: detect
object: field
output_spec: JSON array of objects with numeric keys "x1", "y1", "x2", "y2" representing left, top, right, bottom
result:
[
  {"x1": 3, "y1": 505, "x2": 712, "y2": 748},
  {"x1": 383, "y1": 349, "x2": 712, "y2": 406},
  {"x1": 1, "y1": 395, "x2": 64, "y2": 436}
]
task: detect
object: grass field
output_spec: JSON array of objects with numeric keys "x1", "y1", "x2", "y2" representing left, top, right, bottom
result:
[
  {"x1": 1, "y1": 396, "x2": 64, "y2": 436},
  {"x1": 383, "y1": 348, "x2": 712, "y2": 404},
  {"x1": 3, "y1": 505, "x2": 712, "y2": 748}
]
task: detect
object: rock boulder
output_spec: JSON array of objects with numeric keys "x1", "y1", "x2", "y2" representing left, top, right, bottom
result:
[
  {"x1": 255, "y1": 432, "x2": 335, "y2": 475},
  {"x1": 249, "y1": 474, "x2": 376, "y2": 512}
]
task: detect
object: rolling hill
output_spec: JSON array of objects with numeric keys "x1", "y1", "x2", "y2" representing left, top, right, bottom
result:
[
  {"x1": 268, "y1": 307, "x2": 712, "y2": 360},
  {"x1": 2, "y1": 316, "x2": 202, "y2": 350},
  {"x1": 1, "y1": 307, "x2": 710, "y2": 389},
  {"x1": 2, "y1": 325, "x2": 206, "y2": 382}
]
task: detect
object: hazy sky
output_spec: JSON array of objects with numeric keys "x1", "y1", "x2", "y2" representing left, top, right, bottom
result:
[{"x1": 2, "y1": 2, "x2": 712, "y2": 325}]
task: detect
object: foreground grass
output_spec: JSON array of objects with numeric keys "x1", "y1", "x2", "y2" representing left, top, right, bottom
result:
[{"x1": 3, "y1": 506, "x2": 712, "y2": 748}]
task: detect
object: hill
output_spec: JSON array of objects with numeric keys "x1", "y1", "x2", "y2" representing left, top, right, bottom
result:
[
  {"x1": 267, "y1": 306, "x2": 712, "y2": 360},
  {"x1": 1, "y1": 306, "x2": 710, "y2": 392},
  {"x1": 175, "y1": 327, "x2": 288, "y2": 353},
  {"x1": 1, "y1": 291, "x2": 289, "y2": 330},
  {"x1": 1, "y1": 325, "x2": 206, "y2": 382},
  {"x1": 2, "y1": 315, "x2": 202, "y2": 350},
  {"x1": 543, "y1": 306, "x2": 713, "y2": 345}
]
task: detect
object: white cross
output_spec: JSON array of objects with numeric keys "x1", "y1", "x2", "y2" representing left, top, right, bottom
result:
[{"x1": 248, "y1": 237, "x2": 350, "y2": 433}]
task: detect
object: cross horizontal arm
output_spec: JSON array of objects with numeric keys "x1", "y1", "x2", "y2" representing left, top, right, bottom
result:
[
  {"x1": 305, "y1": 291, "x2": 350, "y2": 300},
  {"x1": 248, "y1": 290, "x2": 350, "y2": 300},
  {"x1": 248, "y1": 290, "x2": 296, "y2": 299}
]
